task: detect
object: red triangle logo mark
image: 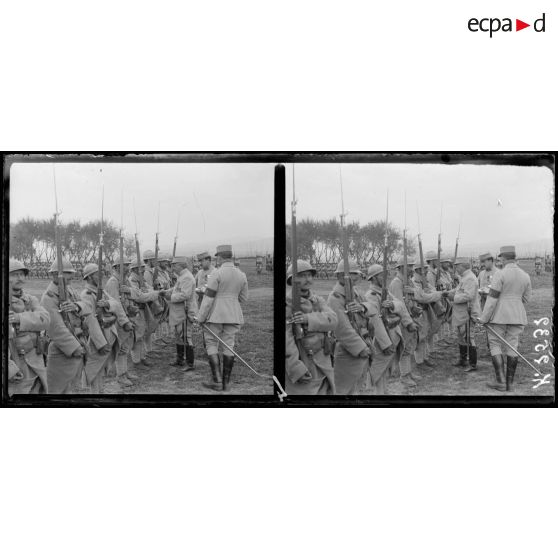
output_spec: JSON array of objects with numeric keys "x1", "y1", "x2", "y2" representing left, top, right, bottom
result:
[{"x1": 516, "y1": 19, "x2": 530, "y2": 31}]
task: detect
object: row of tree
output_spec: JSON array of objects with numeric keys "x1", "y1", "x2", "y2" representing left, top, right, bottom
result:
[
  {"x1": 10, "y1": 218, "x2": 138, "y2": 265},
  {"x1": 286, "y1": 218, "x2": 417, "y2": 265}
]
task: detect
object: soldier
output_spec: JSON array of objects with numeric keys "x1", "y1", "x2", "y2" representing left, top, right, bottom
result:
[
  {"x1": 410, "y1": 262, "x2": 444, "y2": 370},
  {"x1": 142, "y1": 249, "x2": 165, "y2": 355},
  {"x1": 285, "y1": 260, "x2": 338, "y2": 395},
  {"x1": 161, "y1": 256, "x2": 197, "y2": 371},
  {"x1": 41, "y1": 258, "x2": 93, "y2": 394},
  {"x1": 105, "y1": 256, "x2": 138, "y2": 387},
  {"x1": 127, "y1": 260, "x2": 161, "y2": 373},
  {"x1": 8, "y1": 259, "x2": 50, "y2": 394},
  {"x1": 477, "y1": 252, "x2": 497, "y2": 310},
  {"x1": 425, "y1": 250, "x2": 438, "y2": 289},
  {"x1": 79, "y1": 263, "x2": 133, "y2": 393},
  {"x1": 154, "y1": 252, "x2": 173, "y2": 290},
  {"x1": 389, "y1": 257, "x2": 423, "y2": 387},
  {"x1": 197, "y1": 244, "x2": 249, "y2": 392},
  {"x1": 194, "y1": 251, "x2": 215, "y2": 306},
  {"x1": 256, "y1": 255, "x2": 263, "y2": 275},
  {"x1": 436, "y1": 254, "x2": 455, "y2": 345},
  {"x1": 327, "y1": 259, "x2": 376, "y2": 395},
  {"x1": 365, "y1": 264, "x2": 417, "y2": 395},
  {"x1": 445, "y1": 257, "x2": 481, "y2": 372},
  {"x1": 477, "y1": 245, "x2": 532, "y2": 392}
]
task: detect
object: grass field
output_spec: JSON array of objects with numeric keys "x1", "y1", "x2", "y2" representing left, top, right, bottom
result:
[
  {"x1": 21, "y1": 258, "x2": 274, "y2": 396},
  {"x1": 309, "y1": 259, "x2": 555, "y2": 397}
]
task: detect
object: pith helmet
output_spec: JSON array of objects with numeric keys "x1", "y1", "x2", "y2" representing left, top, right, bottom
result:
[
  {"x1": 335, "y1": 259, "x2": 361, "y2": 274},
  {"x1": 479, "y1": 252, "x2": 494, "y2": 261},
  {"x1": 49, "y1": 258, "x2": 76, "y2": 273},
  {"x1": 425, "y1": 250, "x2": 438, "y2": 262},
  {"x1": 9, "y1": 258, "x2": 29, "y2": 274},
  {"x1": 143, "y1": 249, "x2": 155, "y2": 260},
  {"x1": 286, "y1": 260, "x2": 316, "y2": 285},
  {"x1": 395, "y1": 256, "x2": 416, "y2": 268},
  {"x1": 112, "y1": 255, "x2": 131, "y2": 267},
  {"x1": 366, "y1": 263, "x2": 383, "y2": 280},
  {"x1": 215, "y1": 244, "x2": 233, "y2": 256},
  {"x1": 82, "y1": 263, "x2": 99, "y2": 279},
  {"x1": 129, "y1": 260, "x2": 145, "y2": 271}
]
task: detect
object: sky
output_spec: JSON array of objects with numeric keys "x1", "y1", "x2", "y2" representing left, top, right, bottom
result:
[
  {"x1": 10, "y1": 162, "x2": 275, "y2": 255},
  {"x1": 285, "y1": 163, "x2": 554, "y2": 255}
]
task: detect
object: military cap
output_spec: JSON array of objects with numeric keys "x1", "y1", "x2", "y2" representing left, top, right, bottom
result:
[
  {"x1": 129, "y1": 260, "x2": 145, "y2": 270},
  {"x1": 478, "y1": 252, "x2": 493, "y2": 261},
  {"x1": 197, "y1": 251, "x2": 211, "y2": 261},
  {"x1": 9, "y1": 258, "x2": 29, "y2": 274},
  {"x1": 143, "y1": 249, "x2": 155, "y2": 260},
  {"x1": 172, "y1": 256, "x2": 189, "y2": 265},
  {"x1": 215, "y1": 244, "x2": 232, "y2": 256},
  {"x1": 286, "y1": 260, "x2": 316, "y2": 285},
  {"x1": 335, "y1": 259, "x2": 361, "y2": 274},
  {"x1": 498, "y1": 246, "x2": 516, "y2": 257},
  {"x1": 366, "y1": 263, "x2": 383, "y2": 280},
  {"x1": 425, "y1": 250, "x2": 438, "y2": 262},
  {"x1": 48, "y1": 258, "x2": 76, "y2": 273},
  {"x1": 455, "y1": 257, "x2": 470, "y2": 265},
  {"x1": 112, "y1": 255, "x2": 131, "y2": 267},
  {"x1": 395, "y1": 256, "x2": 416, "y2": 268},
  {"x1": 82, "y1": 263, "x2": 99, "y2": 279}
]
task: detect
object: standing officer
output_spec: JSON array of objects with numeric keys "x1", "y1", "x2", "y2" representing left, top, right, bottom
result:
[
  {"x1": 162, "y1": 255, "x2": 197, "y2": 371},
  {"x1": 105, "y1": 256, "x2": 138, "y2": 387},
  {"x1": 80, "y1": 263, "x2": 133, "y2": 393},
  {"x1": 195, "y1": 251, "x2": 215, "y2": 306},
  {"x1": 8, "y1": 259, "x2": 50, "y2": 394},
  {"x1": 41, "y1": 257, "x2": 93, "y2": 394},
  {"x1": 285, "y1": 260, "x2": 338, "y2": 395},
  {"x1": 197, "y1": 245, "x2": 249, "y2": 392},
  {"x1": 327, "y1": 259, "x2": 376, "y2": 395},
  {"x1": 127, "y1": 260, "x2": 160, "y2": 374},
  {"x1": 389, "y1": 257, "x2": 423, "y2": 387},
  {"x1": 478, "y1": 245, "x2": 532, "y2": 392},
  {"x1": 477, "y1": 252, "x2": 497, "y2": 310},
  {"x1": 365, "y1": 264, "x2": 417, "y2": 395},
  {"x1": 445, "y1": 257, "x2": 481, "y2": 372}
]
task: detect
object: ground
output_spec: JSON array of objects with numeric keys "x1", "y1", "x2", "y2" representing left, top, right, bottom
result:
[
  {"x1": 19, "y1": 259, "x2": 274, "y2": 396},
  {"x1": 309, "y1": 259, "x2": 555, "y2": 397}
]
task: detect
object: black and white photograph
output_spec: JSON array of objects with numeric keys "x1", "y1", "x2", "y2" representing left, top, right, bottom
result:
[
  {"x1": 284, "y1": 158, "x2": 555, "y2": 397},
  {"x1": 6, "y1": 157, "x2": 275, "y2": 397}
]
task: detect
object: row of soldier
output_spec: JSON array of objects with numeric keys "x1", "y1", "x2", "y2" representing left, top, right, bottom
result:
[
  {"x1": 285, "y1": 246, "x2": 532, "y2": 395},
  {"x1": 8, "y1": 244, "x2": 249, "y2": 395}
]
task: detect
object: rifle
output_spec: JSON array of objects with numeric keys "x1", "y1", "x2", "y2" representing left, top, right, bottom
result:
[
  {"x1": 403, "y1": 191, "x2": 408, "y2": 304},
  {"x1": 416, "y1": 203, "x2": 428, "y2": 291},
  {"x1": 96, "y1": 177, "x2": 115, "y2": 328},
  {"x1": 436, "y1": 202, "x2": 442, "y2": 290},
  {"x1": 152, "y1": 201, "x2": 160, "y2": 288},
  {"x1": 119, "y1": 188, "x2": 125, "y2": 285},
  {"x1": 381, "y1": 189, "x2": 399, "y2": 329},
  {"x1": 8, "y1": 298, "x2": 27, "y2": 380},
  {"x1": 453, "y1": 214, "x2": 461, "y2": 287},
  {"x1": 133, "y1": 198, "x2": 146, "y2": 290},
  {"x1": 289, "y1": 163, "x2": 318, "y2": 378}
]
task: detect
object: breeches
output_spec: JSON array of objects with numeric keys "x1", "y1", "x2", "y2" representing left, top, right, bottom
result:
[
  {"x1": 457, "y1": 322, "x2": 476, "y2": 347},
  {"x1": 204, "y1": 323, "x2": 240, "y2": 356},
  {"x1": 486, "y1": 324, "x2": 525, "y2": 356},
  {"x1": 174, "y1": 321, "x2": 193, "y2": 346}
]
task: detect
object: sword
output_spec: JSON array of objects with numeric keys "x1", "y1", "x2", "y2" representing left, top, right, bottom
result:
[
  {"x1": 198, "y1": 321, "x2": 287, "y2": 401},
  {"x1": 482, "y1": 323, "x2": 543, "y2": 376}
]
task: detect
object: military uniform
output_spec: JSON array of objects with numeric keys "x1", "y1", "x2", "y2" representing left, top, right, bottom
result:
[
  {"x1": 477, "y1": 253, "x2": 497, "y2": 310},
  {"x1": 195, "y1": 252, "x2": 215, "y2": 306},
  {"x1": 41, "y1": 261, "x2": 93, "y2": 394},
  {"x1": 285, "y1": 261, "x2": 338, "y2": 395},
  {"x1": 479, "y1": 246, "x2": 532, "y2": 391},
  {"x1": 198, "y1": 245, "x2": 249, "y2": 391},
  {"x1": 8, "y1": 260, "x2": 50, "y2": 394}
]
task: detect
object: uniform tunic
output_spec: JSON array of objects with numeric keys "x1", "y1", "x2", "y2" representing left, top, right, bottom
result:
[
  {"x1": 198, "y1": 261, "x2": 248, "y2": 356},
  {"x1": 195, "y1": 266, "x2": 216, "y2": 305},
  {"x1": 8, "y1": 291, "x2": 50, "y2": 394},
  {"x1": 449, "y1": 269, "x2": 481, "y2": 346},
  {"x1": 41, "y1": 282, "x2": 93, "y2": 394},
  {"x1": 105, "y1": 272, "x2": 136, "y2": 356},
  {"x1": 389, "y1": 273, "x2": 420, "y2": 356},
  {"x1": 285, "y1": 289, "x2": 338, "y2": 395},
  {"x1": 478, "y1": 267, "x2": 498, "y2": 309},
  {"x1": 327, "y1": 282, "x2": 376, "y2": 395},
  {"x1": 127, "y1": 272, "x2": 160, "y2": 339},
  {"x1": 167, "y1": 268, "x2": 198, "y2": 344}
]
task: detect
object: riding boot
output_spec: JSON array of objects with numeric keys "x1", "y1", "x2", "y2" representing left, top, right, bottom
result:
[
  {"x1": 222, "y1": 355, "x2": 235, "y2": 392},
  {"x1": 487, "y1": 354, "x2": 506, "y2": 391},
  {"x1": 454, "y1": 345, "x2": 468, "y2": 367},
  {"x1": 170, "y1": 344, "x2": 185, "y2": 367},
  {"x1": 203, "y1": 354, "x2": 222, "y2": 390},
  {"x1": 506, "y1": 356, "x2": 518, "y2": 392},
  {"x1": 464, "y1": 346, "x2": 477, "y2": 371},
  {"x1": 183, "y1": 345, "x2": 195, "y2": 371}
]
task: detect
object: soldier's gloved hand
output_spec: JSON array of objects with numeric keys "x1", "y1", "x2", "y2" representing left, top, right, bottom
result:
[
  {"x1": 8, "y1": 311, "x2": 21, "y2": 324},
  {"x1": 381, "y1": 300, "x2": 394, "y2": 310},
  {"x1": 407, "y1": 322, "x2": 418, "y2": 333},
  {"x1": 96, "y1": 300, "x2": 110, "y2": 310},
  {"x1": 382, "y1": 344, "x2": 395, "y2": 356},
  {"x1": 346, "y1": 301, "x2": 364, "y2": 314},
  {"x1": 71, "y1": 347, "x2": 86, "y2": 358},
  {"x1": 98, "y1": 344, "x2": 110, "y2": 355},
  {"x1": 291, "y1": 311, "x2": 308, "y2": 325},
  {"x1": 358, "y1": 348, "x2": 372, "y2": 359},
  {"x1": 60, "y1": 301, "x2": 79, "y2": 313},
  {"x1": 123, "y1": 322, "x2": 134, "y2": 332},
  {"x1": 119, "y1": 286, "x2": 131, "y2": 295}
]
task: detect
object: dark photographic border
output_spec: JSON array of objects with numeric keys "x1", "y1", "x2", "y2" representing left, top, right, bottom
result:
[{"x1": 2, "y1": 151, "x2": 555, "y2": 407}]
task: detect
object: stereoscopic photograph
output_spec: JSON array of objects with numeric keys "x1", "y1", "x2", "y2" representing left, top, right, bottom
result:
[
  {"x1": 6, "y1": 157, "x2": 275, "y2": 397},
  {"x1": 284, "y1": 158, "x2": 555, "y2": 397}
]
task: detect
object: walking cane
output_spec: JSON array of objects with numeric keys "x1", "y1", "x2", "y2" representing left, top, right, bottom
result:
[{"x1": 482, "y1": 323, "x2": 544, "y2": 376}]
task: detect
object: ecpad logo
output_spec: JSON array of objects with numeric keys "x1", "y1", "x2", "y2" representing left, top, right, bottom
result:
[{"x1": 468, "y1": 13, "x2": 546, "y2": 37}]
